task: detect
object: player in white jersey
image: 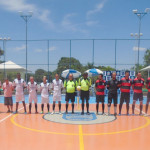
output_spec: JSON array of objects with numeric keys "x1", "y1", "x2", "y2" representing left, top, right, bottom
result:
[
  {"x1": 13, "y1": 73, "x2": 27, "y2": 114},
  {"x1": 40, "y1": 76, "x2": 50, "y2": 114},
  {"x1": 28, "y1": 76, "x2": 38, "y2": 114},
  {"x1": 51, "y1": 74, "x2": 63, "y2": 115}
]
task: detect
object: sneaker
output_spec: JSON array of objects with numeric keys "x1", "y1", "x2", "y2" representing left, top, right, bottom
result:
[
  {"x1": 132, "y1": 113, "x2": 135, "y2": 116},
  {"x1": 51, "y1": 111, "x2": 55, "y2": 115},
  {"x1": 96, "y1": 112, "x2": 98, "y2": 115},
  {"x1": 29, "y1": 111, "x2": 31, "y2": 114},
  {"x1": 35, "y1": 111, "x2": 38, "y2": 114},
  {"x1": 87, "y1": 112, "x2": 90, "y2": 115},
  {"x1": 72, "y1": 111, "x2": 74, "y2": 114},
  {"x1": 107, "y1": 113, "x2": 110, "y2": 116},
  {"x1": 40, "y1": 111, "x2": 44, "y2": 114},
  {"x1": 48, "y1": 111, "x2": 50, "y2": 114},
  {"x1": 139, "y1": 113, "x2": 143, "y2": 116},
  {"x1": 81, "y1": 112, "x2": 84, "y2": 115},
  {"x1": 24, "y1": 112, "x2": 27, "y2": 114},
  {"x1": 114, "y1": 113, "x2": 117, "y2": 116},
  {"x1": 144, "y1": 113, "x2": 148, "y2": 117},
  {"x1": 65, "y1": 111, "x2": 68, "y2": 114},
  {"x1": 7, "y1": 110, "x2": 10, "y2": 113},
  {"x1": 59, "y1": 111, "x2": 62, "y2": 115},
  {"x1": 102, "y1": 113, "x2": 106, "y2": 115},
  {"x1": 126, "y1": 113, "x2": 129, "y2": 116},
  {"x1": 13, "y1": 111, "x2": 18, "y2": 114},
  {"x1": 118, "y1": 113, "x2": 121, "y2": 116}
]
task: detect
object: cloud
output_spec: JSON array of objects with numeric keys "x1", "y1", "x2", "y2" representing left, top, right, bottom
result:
[
  {"x1": 14, "y1": 44, "x2": 26, "y2": 51},
  {"x1": 49, "y1": 46, "x2": 56, "y2": 51},
  {"x1": 0, "y1": 0, "x2": 54, "y2": 29},
  {"x1": 86, "y1": 21, "x2": 99, "y2": 26},
  {"x1": 133, "y1": 46, "x2": 146, "y2": 51},
  {"x1": 61, "y1": 13, "x2": 88, "y2": 33},
  {"x1": 34, "y1": 49, "x2": 43, "y2": 53},
  {"x1": 87, "y1": 1, "x2": 106, "y2": 18}
]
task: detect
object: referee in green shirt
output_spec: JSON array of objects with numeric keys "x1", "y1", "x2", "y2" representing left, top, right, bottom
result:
[
  {"x1": 79, "y1": 72, "x2": 91, "y2": 115},
  {"x1": 64, "y1": 74, "x2": 77, "y2": 114}
]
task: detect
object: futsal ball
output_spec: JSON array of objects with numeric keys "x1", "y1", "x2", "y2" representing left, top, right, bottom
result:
[{"x1": 77, "y1": 86, "x2": 81, "y2": 91}]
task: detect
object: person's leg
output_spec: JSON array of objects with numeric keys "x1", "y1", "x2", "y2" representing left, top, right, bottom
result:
[
  {"x1": 6, "y1": 105, "x2": 10, "y2": 112},
  {"x1": 114, "y1": 94, "x2": 118, "y2": 116},
  {"x1": 132, "y1": 100, "x2": 136, "y2": 115},
  {"x1": 132, "y1": 93, "x2": 137, "y2": 115},
  {"x1": 86, "y1": 99, "x2": 89, "y2": 114},
  {"x1": 139, "y1": 101, "x2": 143, "y2": 115},
  {"x1": 81, "y1": 100, "x2": 84, "y2": 115},
  {"x1": 53, "y1": 101, "x2": 55, "y2": 111},
  {"x1": 66, "y1": 101, "x2": 69, "y2": 113},
  {"x1": 41, "y1": 103, "x2": 44, "y2": 113},
  {"x1": 29, "y1": 103, "x2": 32, "y2": 113},
  {"x1": 22, "y1": 101, "x2": 27, "y2": 113},
  {"x1": 16, "y1": 103, "x2": 18, "y2": 112},
  {"x1": 126, "y1": 95, "x2": 130, "y2": 115},
  {"x1": 72, "y1": 102, "x2": 74, "y2": 113},
  {"x1": 35, "y1": 103, "x2": 38, "y2": 113},
  {"x1": 102, "y1": 103, "x2": 105, "y2": 114},
  {"x1": 47, "y1": 103, "x2": 50, "y2": 112},
  {"x1": 96, "y1": 102, "x2": 99, "y2": 114},
  {"x1": 108, "y1": 93, "x2": 112, "y2": 115},
  {"x1": 58, "y1": 101, "x2": 61, "y2": 113},
  {"x1": 145, "y1": 100, "x2": 149, "y2": 114},
  {"x1": 119, "y1": 93, "x2": 124, "y2": 115}
]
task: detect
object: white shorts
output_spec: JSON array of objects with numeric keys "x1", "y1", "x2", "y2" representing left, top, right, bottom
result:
[
  {"x1": 16, "y1": 95, "x2": 25, "y2": 102},
  {"x1": 29, "y1": 95, "x2": 38, "y2": 103},
  {"x1": 41, "y1": 97, "x2": 49, "y2": 104},
  {"x1": 53, "y1": 95, "x2": 61, "y2": 102}
]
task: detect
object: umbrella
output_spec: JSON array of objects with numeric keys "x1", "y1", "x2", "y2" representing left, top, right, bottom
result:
[
  {"x1": 86, "y1": 68, "x2": 103, "y2": 77},
  {"x1": 61, "y1": 69, "x2": 81, "y2": 79}
]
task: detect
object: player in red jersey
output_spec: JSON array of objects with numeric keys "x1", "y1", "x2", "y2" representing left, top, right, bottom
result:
[
  {"x1": 132, "y1": 72, "x2": 144, "y2": 115},
  {"x1": 119, "y1": 71, "x2": 132, "y2": 115},
  {"x1": 95, "y1": 74, "x2": 106, "y2": 115}
]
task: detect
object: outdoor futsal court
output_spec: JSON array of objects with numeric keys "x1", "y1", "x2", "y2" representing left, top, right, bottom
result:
[{"x1": 0, "y1": 102, "x2": 150, "y2": 150}]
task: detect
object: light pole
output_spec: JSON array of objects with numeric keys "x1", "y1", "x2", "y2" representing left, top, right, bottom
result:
[
  {"x1": 18, "y1": 11, "x2": 33, "y2": 83},
  {"x1": 0, "y1": 37, "x2": 11, "y2": 78},
  {"x1": 132, "y1": 8, "x2": 150, "y2": 72}
]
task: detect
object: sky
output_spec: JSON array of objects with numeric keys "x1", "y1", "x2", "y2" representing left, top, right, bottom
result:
[{"x1": 0, "y1": 0, "x2": 150, "y2": 72}]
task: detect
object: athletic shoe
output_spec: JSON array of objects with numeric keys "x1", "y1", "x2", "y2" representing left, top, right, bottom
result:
[
  {"x1": 96, "y1": 112, "x2": 98, "y2": 115},
  {"x1": 144, "y1": 113, "x2": 148, "y2": 117},
  {"x1": 106, "y1": 113, "x2": 110, "y2": 116},
  {"x1": 7, "y1": 110, "x2": 10, "y2": 113},
  {"x1": 24, "y1": 112, "x2": 27, "y2": 114},
  {"x1": 51, "y1": 111, "x2": 55, "y2": 115},
  {"x1": 40, "y1": 111, "x2": 44, "y2": 114},
  {"x1": 102, "y1": 113, "x2": 106, "y2": 115},
  {"x1": 126, "y1": 113, "x2": 129, "y2": 116},
  {"x1": 132, "y1": 113, "x2": 135, "y2": 116},
  {"x1": 48, "y1": 111, "x2": 50, "y2": 114},
  {"x1": 35, "y1": 112, "x2": 38, "y2": 114},
  {"x1": 29, "y1": 112, "x2": 31, "y2": 114},
  {"x1": 114, "y1": 113, "x2": 117, "y2": 116},
  {"x1": 65, "y1": 111, "x2": 68, "y2": 114},
  {"x1": 10, "y1": 111, "x2": 13, "y2": 113},
  {"x1": 139, "y1": 113, "x2": 143, "y2": 116},
  {"x1": 118, "y1": 113, "x2": 121, "y2": 116},
  {"x1": 13, "y1": 111, "x2": 18, "y2": 114},
  {"x1": 87, "y1": 112, "x2": 90, "y2": 115},
  {"x1": 81, "y1": 112, "x2": 84, "y2": 115},
  {"x1": 59, "y1": 111, "x2": 62, "y2": 115}
]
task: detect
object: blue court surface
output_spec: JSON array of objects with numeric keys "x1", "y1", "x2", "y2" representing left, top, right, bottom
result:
[{"x1": 0, "y1": 94, "x2": 147, "y2": 104}]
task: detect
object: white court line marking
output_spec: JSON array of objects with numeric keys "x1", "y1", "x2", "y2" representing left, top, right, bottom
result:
[{"x1": 0, "y1": 104, "x2": 29, "y2": 123}]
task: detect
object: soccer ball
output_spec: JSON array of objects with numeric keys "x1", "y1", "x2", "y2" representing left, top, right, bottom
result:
[{"x1": 77, "y1": 86, "x2": 81, "y2": 91}]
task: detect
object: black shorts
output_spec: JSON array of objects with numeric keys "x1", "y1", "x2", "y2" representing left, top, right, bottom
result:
[
  {"x1": 120, "y1": 92, "x2": 130, "y2": 104},
  {"x1": 108, "y1": 93, "x2": 117, "y2": 105},
  {"x1": 96, "y1": 95, "x2": 104, "y2": 103},
  {"x1": 147, "y1": 92, "x2": 150, "y2": 102},
  {"x1": 65, "y1": 93, "x2": 75, "y2": 102},
  {"x1": 133, "y1": 93, "x2": 143, "y2": 101},
  {"x1": 80, "y1": 90, "x2": 89, "y2": 101},
  {"x1": 4, "y1": 97, "x2": 13, "y2": 106}
]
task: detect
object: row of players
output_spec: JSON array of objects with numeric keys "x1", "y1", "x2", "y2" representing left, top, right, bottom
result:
[{"x1": 1, "y1": 71, "x2": 150, "y2": 116}]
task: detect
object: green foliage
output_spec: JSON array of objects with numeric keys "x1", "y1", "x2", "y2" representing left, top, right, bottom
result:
[{"x1": 143, "y1": 49, "x2": 150, "y2": 66}]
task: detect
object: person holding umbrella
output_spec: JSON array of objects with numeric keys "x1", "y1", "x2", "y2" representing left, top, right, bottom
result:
[
  {"x1": 79, "y1": 72, "x2": 91, "y2": 115},
  {"x1": 64, "y1": 74, "x2": 77, "y2": 114}
]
